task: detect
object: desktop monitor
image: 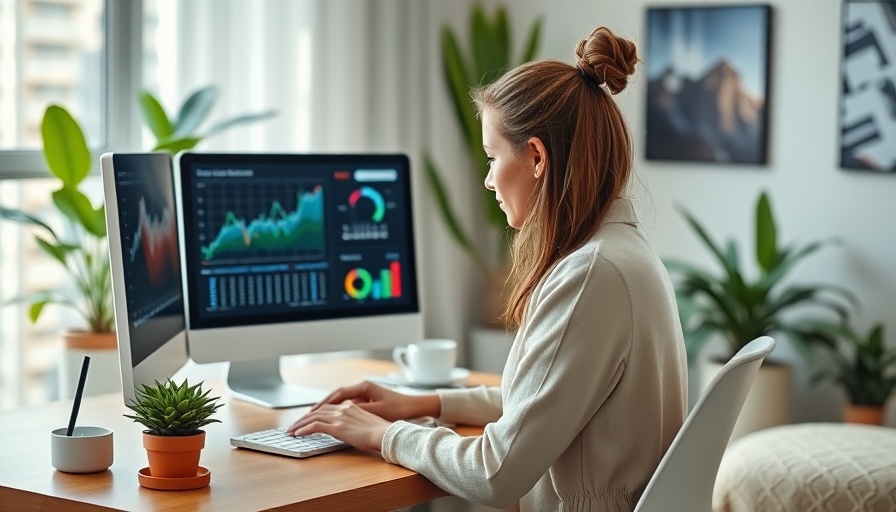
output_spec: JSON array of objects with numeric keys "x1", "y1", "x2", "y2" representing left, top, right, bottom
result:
[
  {"x1": 175, "y1": 152, "x2": 423, "y2": 408},
  {"x1": 101, "y1": 152, "x2": 189, "y2": 406}
]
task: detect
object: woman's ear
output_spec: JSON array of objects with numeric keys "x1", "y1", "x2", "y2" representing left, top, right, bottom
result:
[{"x1": 527, "y1": 137, "x2": 548, "y2": 178}]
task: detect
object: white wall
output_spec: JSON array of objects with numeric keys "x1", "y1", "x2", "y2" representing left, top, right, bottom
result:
[
  {"x1": 489, "y1": 0, "x2": 896, "y2": 425},
  {"x1": 155, "y1": 0, "x2": 896, "y2": 426}
]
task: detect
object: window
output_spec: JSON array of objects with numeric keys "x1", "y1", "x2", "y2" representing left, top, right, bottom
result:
[
  {"x1": 0, "y1": 0, "x2": 312, "y2": 410},
  {"x1": 1, "y1": 0, "x2": 104, "y2": 151},
  {"x1": 0, "y1": 0, "x2": 168, "y2": 409}
]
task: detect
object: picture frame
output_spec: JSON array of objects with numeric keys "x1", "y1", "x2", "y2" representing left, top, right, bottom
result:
[
  {"x1": 645, "y1": 5, "x2": 772, "y2": 165},
  {"x1": 839, "y1": 0, "x2": 896, "y2": 172}
]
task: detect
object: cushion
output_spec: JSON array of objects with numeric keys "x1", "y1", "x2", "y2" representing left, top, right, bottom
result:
[{"x1": 713, "y1": 423, "x2": 896, "y2": 512}]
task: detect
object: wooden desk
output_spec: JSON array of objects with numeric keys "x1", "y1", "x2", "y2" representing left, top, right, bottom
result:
[{"x1": 0, "y1": 358, "x2": 498, "y2": 511}]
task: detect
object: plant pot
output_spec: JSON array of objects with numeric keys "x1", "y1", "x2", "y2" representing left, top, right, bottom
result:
[
  {"x1": 701, "y1": 358, "x2": 792, "y2": 441},
  {"x1": 843, "y1": 404, "x2": 885, "y2": 426},
  {"x1": 59, "y1": 330, "x2": 120, "y2": 399},
  {"x1": 143, "y1": 431, "x2": 206, "y2": 478}
]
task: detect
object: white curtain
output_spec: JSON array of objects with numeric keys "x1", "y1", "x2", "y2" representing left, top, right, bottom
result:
[{"x1": 166, "y1": 0, "x2": 484, "y2": 358}]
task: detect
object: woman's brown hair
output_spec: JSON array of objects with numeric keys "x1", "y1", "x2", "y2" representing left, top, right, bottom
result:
[{"x1": 474, "y1": 26, "x2": 638, "y2": 329}]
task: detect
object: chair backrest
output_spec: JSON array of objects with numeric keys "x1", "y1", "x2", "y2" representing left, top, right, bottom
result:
[{"x1": 634, "y1": 336, "x2": 776, "y2": 512}]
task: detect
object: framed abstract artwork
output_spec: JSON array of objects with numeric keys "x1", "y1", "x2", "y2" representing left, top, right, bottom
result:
[
  {"x1": 840, "y1": 0, "x2": 896, "y2": 172},
  {"x1": 645, "y1": 5, "x2": 772, "y2": 164}
]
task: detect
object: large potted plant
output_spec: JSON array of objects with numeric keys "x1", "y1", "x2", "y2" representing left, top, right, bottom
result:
[
  {"x1": 124, "y1": 378, "x2": 223, "y2": 487},
  {"x1": 0, "y1": 87, "x2": 274, "y2": 398},
  {"x1": 665, "y1": 191, "x2": 856, "y2": 438},
  {"x1": 0, "y1": 106, "x2": 116, "y2": 396},
  {"x1": 811, "y1": 322, "x2": 896, "y2": 426},
  {"x1": 424, "y1": 5, "x2": 542, "y2": 329}
]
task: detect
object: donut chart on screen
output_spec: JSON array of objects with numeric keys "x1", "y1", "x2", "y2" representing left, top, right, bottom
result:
[
  {"x1": 344, "y1": 268, "x2": 373, "y2": 299},
  {"x1": 344, "y1": 261, "x2": 403, "y2": 300},
  {"x1": 348, "y1": 186, "x2": 385, "y2": 222}
]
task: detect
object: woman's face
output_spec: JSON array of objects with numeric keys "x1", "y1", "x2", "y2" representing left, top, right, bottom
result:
[{"x1": 482, "y1": 110, "x2": 541, "y2": 229}]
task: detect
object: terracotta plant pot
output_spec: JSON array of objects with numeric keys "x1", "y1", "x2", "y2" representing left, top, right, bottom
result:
[
  {"x1": 59, "y1": 330, "x2": 120, "y2": 399},
  {"x1": 143, "y1": 431, "x2": 205, "y2": 478},
  {"x1": 843, "y1": 404, "x2": 884, "y2": 426}
]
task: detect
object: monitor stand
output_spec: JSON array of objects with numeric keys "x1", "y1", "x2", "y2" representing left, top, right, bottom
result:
[{"x1": 226, "y1": 358, "x2": 328, "y2": 409}]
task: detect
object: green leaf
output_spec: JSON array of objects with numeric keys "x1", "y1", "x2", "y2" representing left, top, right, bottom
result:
[
  {"x1": 139, "y1": 91, "x2": 174, "y2": 141},
  {"x1": 153, "y1": 137, "x2": 202, "y2": 153},
  {"x1": 678, "y1": 206, "x2": 729, "y2": 274},
  {"x1": 203, "y1": 110, "x2": 277, "y2": 138},
  {"x1": 683, "y1": 322, "x2": 716, "y2": 364},
  {"x1": 0, "y1": 206, "x2": 59, "y2": 239},
  {"x1": 51, "y1": 187, "x2": 106, "y2": 238},
  {"x1": 34, "y1": 237, "x2": 75, "y2": 265},
  {"x1": 869, "y1": 324, "x2": 884, "y2": 354},
  {"x1": 762, "y1": 240, "x2": 829, "y2": 290},
  {"x1": 519, "y1": 18, "x2": 542, "y2": 63},
  {"x1": 723, "y1": 240, "x2": 740, "y2": 277},
  {"x1": 491, "y1": 7, "x2": 511, "y2": 79},
  {"x1": 173, "y1": 86, "x2": 217, "y2": 137},
  {"x1": 441, "y1": 27, "x2": 478, "y2": 149},
  {"x1": 756, "y1": 191, "x2": 777, "y2": 272},
  {"x1": 40, "y1": 105, "x2": 91, "y2": 188},
  {"x1": 423, "y1": 153, "x2": 485, "y2": 272},
  {"x1": 471, "y1": 6, "x2": 494, "y2": 84},
  {"x1": 29, "y1": 300, "x2": 50, "y2": 323}
]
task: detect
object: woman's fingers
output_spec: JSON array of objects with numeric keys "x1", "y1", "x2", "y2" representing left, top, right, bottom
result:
[
  {"x1": 310, "y1": 383, "x2": 366, "y2": 411},
  {"x1": 286, "y1": 404, "x2": 341, "y2": 434},
  {"x1": 286, "y1": 401, "x2": 391, "y2": 451}
]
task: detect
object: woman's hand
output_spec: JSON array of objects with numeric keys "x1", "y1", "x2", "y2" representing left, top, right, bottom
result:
[
  {"x1": 284, "y1": 381, "x2": 441, "y2": 450},
  {"x1": 287, "y1": 400, "x2": 392, "y2": 451},
  {"x1": 303, "y1": 380, "x2": 441, "y2": 421}
]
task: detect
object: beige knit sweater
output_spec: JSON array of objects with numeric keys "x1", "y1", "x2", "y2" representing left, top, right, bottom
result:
[{"x1": 381, "y1": 198, "x2": 688, "y2": 511}]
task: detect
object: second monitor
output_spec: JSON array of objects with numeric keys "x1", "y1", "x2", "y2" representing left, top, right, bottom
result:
[{"x1": 176, "y1": 153, "x2": 423, "y2": 408}]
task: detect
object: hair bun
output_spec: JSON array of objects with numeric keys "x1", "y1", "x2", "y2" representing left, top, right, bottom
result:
[{"x1": 575, "y1": 26, "x2": 637, "y2": 94}]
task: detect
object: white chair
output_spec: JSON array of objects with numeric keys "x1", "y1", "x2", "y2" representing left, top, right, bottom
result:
[{"x1": 634, "y1": 336, "x2": 776, "y2": 512}]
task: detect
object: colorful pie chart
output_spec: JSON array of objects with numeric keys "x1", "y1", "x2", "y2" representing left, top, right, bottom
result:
[{"x1": 348, "y1": 186, "x2": 385, "y2": 222}]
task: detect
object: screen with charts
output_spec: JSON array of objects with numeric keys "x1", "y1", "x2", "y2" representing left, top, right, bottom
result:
[
  {"x1": 110, "y1": 154, "x2": 185, "y2": 366},
  {"x1": 178, "y1": 154, "x2": 419, "y2": 330}
]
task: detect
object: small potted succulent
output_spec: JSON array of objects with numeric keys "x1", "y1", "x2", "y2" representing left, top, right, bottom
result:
[
  {"x1": 811, "y1": 322, "x2": 896, "y2": 426},
  {"x1": 124, "y1": 379, "x2": 223, "y2": 479}
]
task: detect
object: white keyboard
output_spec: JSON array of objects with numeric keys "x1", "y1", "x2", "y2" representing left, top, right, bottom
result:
[{"x1": 230, "y1": 428, "x2": 350, "y2": 459}]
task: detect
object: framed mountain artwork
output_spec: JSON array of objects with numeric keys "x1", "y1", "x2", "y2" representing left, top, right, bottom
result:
[
  {"x1": 645, "y1": 5, "x2": 772, "y2": 164},
  {"x1": 839, "y1": 0, "x2": 896, "y2": 172}
]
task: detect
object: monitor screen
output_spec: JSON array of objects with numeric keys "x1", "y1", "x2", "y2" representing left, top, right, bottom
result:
[
  {"x1": 101, "y1": 152, "x2": 189, "y2": 406},
  {"x1": 175, "y1": 153, "x2": 423, "y2": 407}
]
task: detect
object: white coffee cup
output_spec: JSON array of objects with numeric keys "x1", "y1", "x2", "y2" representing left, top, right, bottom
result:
[
  {"x1": 392, "y1": 339, "x2": 457, "y2": 385},
  {"x1": 51, "y1": 426, "x2": 113, "y2": 473}
]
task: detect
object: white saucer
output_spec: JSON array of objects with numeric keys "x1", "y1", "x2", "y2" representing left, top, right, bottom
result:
[{"x1": 386, "y1": 368, "x2": 470, "y2": 388}]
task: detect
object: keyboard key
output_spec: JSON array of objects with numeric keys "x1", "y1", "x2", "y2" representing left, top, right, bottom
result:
[{"x1": 230, "y1": 428, "x2": 350, "y2": 459}]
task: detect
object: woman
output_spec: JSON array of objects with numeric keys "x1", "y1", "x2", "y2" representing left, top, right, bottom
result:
[{"x1": 288, "y1": 25, "x2": 687, "y2": 512}]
